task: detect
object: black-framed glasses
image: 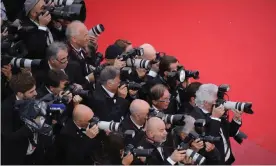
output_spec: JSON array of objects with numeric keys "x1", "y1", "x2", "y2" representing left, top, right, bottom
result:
[{"x1": 56, "y1": 56, "x2": 70, "y2": 64}]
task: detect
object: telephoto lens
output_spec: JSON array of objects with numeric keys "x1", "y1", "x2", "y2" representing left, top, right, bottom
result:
[{"x1": 89, "y1": 24, "x2": 105, "y2": 37}]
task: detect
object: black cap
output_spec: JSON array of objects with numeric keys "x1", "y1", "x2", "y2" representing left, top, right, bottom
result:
[{"x1": 105, "y1": 44, "x2": 124, "y2": 60}]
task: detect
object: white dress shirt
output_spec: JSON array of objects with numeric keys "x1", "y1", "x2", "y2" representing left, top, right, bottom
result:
[
  {"x1": 30, "y1": 19, "x2": 53, "y2": 45},
  {"x1": 130, "y1": 116, "x2": 143, "y2": 129}
]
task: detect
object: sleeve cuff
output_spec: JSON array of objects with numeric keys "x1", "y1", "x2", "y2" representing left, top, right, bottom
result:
[
  {"x1": 235, "y1": 130, "x2": 240, "y2": 136},
  {"x1": 148, "y1": 70, "x2": 157, "y2": 77},
  {"x1": 167, "y1": 157, "x2": 176, "y2": 165},
  {"x1": 233, "y1": 119, "x2": 242, "y2": 125},
  {"x1": 38, "y1": 26, "x2": 47, "y2": 31},
  {"x1": 85, "y1": 76, "x2": 90, "y2": 83},
  {"x1": 211, "y1": 117, "x2": 221, "y2": 122}
]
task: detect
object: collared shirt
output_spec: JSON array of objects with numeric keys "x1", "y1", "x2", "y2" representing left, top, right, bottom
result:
[
  {"x1": 130, "y1": 116, "x2": 143, "y2": 130},
  {"x1": 48, "y1": 62, "x2": 65, "y2": 73},
  {"x1": 30, "y1": 19, "x2": 53, "y2": 45},
  {"x1": 152, "y1": 105, "x2": 160, "y2": 113},
  {"x1": 45, "y1": 86, "x2": 53, "y2": 94},
  {"x1": 101, "y1": 85, "x2": 115, "y2": 98}
]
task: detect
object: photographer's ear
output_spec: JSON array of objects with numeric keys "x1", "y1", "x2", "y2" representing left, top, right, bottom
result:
[
  {"x1": 152, "y1": 100, "x2": 158, "y2": 106},
  {"x1": 16, "y1": 92, "x2": 24, "y2": 99},
  {"x1": 164, "y1": 71, "x2": 169, "y2": 77}
]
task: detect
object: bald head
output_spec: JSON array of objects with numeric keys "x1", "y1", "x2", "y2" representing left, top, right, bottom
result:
[
  {"x1": 146, "y1": 117, "x2": 165, "y2": 132},
  {"x1": 66, "y1": 20, "x2": 87, "y2": 40},
  {"x1": 130, "y1": 99, "x2": 150, "y2": 115},
  {"x1": 73, "y1": 104, "x2": 94, "y2": 122},
  {"x1": 140, "y1": 43, "x2": 157, "y2": 61}
]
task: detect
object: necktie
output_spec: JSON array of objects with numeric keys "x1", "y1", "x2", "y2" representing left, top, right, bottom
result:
[{"x1": 46, "y1": 28, "x2": 54, "y2": 45}]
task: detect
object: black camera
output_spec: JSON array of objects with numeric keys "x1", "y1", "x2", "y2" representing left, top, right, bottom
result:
[
  {"x1": 63, "y1": 82, "x2": 89, "y2": 97},
  {"x1": 216, "y1": 84, "x2": 254, "y2": 114},
  {"x1": 94, "y1": 52, "x2": 104, "y2": 67},
  {"x1": 120, "y1": 81, "x2": 143, "y2": 91},
  {"x1": 167, "y1": 66, "x2": 200, "y2": 84},
  {"x1": 178, "y1": 141, "x2": 206, "y2": 165},
  {"x1": 149, "y1": 108, "x2": 185, "y2": 126},
  {"x1": 14, "y1": 99, "x2": 53, "y2": 136},
  {"x1": 88, "y1": 117, "x2": 121, "y2": 132},
  {"x1": 188, "y1": 131, "x2": 221, "y2": 144},
  {"x1": 233, "y1": 131, "x2": 248, "y2": 144},
  {"x1": 43, "y1": 3, "x2": 86, "y2": 21},
  {"x1": 123, "y1": 144, "x2": 153, "y2": 157},
  {"x1": 117, "y1": 48, "x2": 144, "y2": 61}
]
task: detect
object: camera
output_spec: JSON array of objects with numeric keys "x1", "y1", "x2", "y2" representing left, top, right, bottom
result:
[
  {"x1": 94, "y1": 52, "x2": 104, "y2": 67},
  {"x1": 233, "y1": 130, "x2": 248, "y2": 144},
  {"x1": 14, "y1": 99, "x2": 53, "y2": 136},
  {"x1": 43, "y1": 3, "x2": 86, "y2": 21},
  {"x1": 63, "y1": 82, "x2": 89, "y2": 97},
  {"x1": 89, "y1": 24, "x2": 105, "y2": 37},
  {"x1": 123, "y1": 144, "x2": 153, "y2": 157},
  {"x1": 216, "y1": 84, "x2": 254, "y2": 114},
  {"x1": 188, "y1": 131, "x2": 221, "y2": 144},
  {"x1": 167, "y1": 66, "x2": 200, "y2": 84},
  {"x1": 117, "y1": 48, "x2": 144, "y2": 61},
  {"x1": 88, "y1": 117, "x2": 121, "y2": 132},
  {"x1": 126, "y1": 58, "x2": 152, "y2": 70},
  {"x1": 120, "y1": 81, "x2": 143, "y2": 91},
  {"x1": 178, "y1": 142, "x2": 206, "y2": 165},
  {"x1": 149, "y1": 108, "x2": 186, "y2": 126}
]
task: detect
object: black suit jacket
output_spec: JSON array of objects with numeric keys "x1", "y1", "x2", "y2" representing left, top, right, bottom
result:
[
  {"x1": 87, "y1": 84, "x2": 130, "y2": 122},
  {"x1": 54, "y1": 119, "x2": 102, "y2": 165},
  {"x1": 121, "y1": 115, "x2": 145, "y2": 146},
  {"x1": 137, "y1": 137, "x2": 174, "y2": 165},
  {"x1": 189, "y1": 107, "x2": 241, "y2": 165},
  {"x1": 20, "y1": 18, "x2": 63, "y2": 60}
]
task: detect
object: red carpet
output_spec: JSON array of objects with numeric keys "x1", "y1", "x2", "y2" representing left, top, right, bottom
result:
[{"x1": 84, "y1": 0, "x2": 276, "y2": 164}]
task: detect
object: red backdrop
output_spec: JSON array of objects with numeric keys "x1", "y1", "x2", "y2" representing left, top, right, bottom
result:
[{"x1": 84, "y1": 0, "x2": 276, "y2": 164}]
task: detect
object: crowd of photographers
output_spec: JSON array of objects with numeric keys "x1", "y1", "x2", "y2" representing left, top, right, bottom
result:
[{"x1": 1, "y1": 0, "x2": 254, "y2": 165}]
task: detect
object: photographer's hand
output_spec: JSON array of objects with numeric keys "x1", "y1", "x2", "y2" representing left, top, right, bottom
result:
[
  {"x1": 121, "y1": 152, "x2": 134, "y2": 166},
  {"x1": 114, "y1": 58, "x2": 126, "y2": 69},
  {"x1": 211, "y1": 104, "x2": 225, "y2": 119},
  {"x1": 191, "y1": 138, "x2": 204, "y2": 152},
  {"x1": 1, "y1": 64, "x2": 12, "y2": 81},
  {"x1": 60, "y1": 91, "x2": 73, "y2": 104},
  {"x1": 86, "y1": 124, "x2": 99, "y2": 139},
  {"x1": 169, "y1": 150, "x2": 186, "y2": 163},
  {"x1": 128, "y1": 89, "x2": 138, "y2": 97},
  {"x1": 46, "y1": 0, "x2": 55, "y2": 7},
  {"x1": 118, "y1": 84, "x2": 128, "y2": 99},
  {"x1": 73, "y1": 95, "x2": 83, "y2": 106},
  {"x1": 1, "y1": 27, "x2": 8, "y2": 37},
  {"x1": 181, "y1": 155, "x2": 193, "y2": 165},
  {"x1": 136, "y1": 68, "x2": 147, "y2": 79},
  {"x1": 89, "y1": 36, "x2": 98, "y2": 45},
  {"x1": 232, "y1": 109, "x2": 243, "y2": 122},
  {"x1": 205, "y1": 142, "x2": 215, "y2": 152},
  {"x1": 38, "y1": 11, "x2": 51, "y2": 27}
]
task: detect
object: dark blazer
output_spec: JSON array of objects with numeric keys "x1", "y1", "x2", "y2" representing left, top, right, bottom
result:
[
  {"x1": 137, "y1": 137, "x2": 174, "y2": 165},
  {"x1": 20, "y1": 17, "x2": 62, "y2": 60},
  {"x1": 54, "y1": 119, "x2": 102, "y2": 165},
  {"x1": 189, "y1": 107, "x2": 241, "y2": 165},
  {"x1": 32, "y1": 59, "x2": 90, "y2": 89},
  {"x1": 87, "y1": 84, "x2": 130, "y2": 122},
  {"x1": 120, "y1": 115, "x2": 145, "y2": 146}
]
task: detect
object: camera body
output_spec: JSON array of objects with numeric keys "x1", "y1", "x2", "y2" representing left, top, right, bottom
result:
[
  {"x1": 120, "y1": 81, "x2": 143, "y2": 91},
  {"x1": 118, "y1": 48, "x2": 144, "y2": 61},
  {"x1": 216, "y1": 84, "x2": 254, "y2": 114},
  {"x1": 123, "y1": 144, "x2": 153, "y2": 157},
  {"x1": 63, "y1": 82, "x2": 89, "y2": 97},
  {"x1": 148, "y1": 108, "x2": 186, "y2": 125}
]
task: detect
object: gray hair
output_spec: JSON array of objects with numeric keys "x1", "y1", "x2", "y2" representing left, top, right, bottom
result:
[
  {"x1": 46, "y1": 42, "x2": 68, "y2": 60},
  {"x1": 195, "y1": 83, "x2": 218, "y2": 108},
  {"x1": 98, "y1": 66, "x2": 120, "y2": 85},
  {"x1": 65, "y1": 20, "x2": 83, "y2": 40},
  {"x1": 174, "y1": 115, "x2": 196, "y2": 135}
]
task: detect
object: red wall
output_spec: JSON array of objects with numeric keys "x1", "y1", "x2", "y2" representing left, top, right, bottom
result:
[{"x1": 84, "y1": 0, "x2": 276, "y2": 163}]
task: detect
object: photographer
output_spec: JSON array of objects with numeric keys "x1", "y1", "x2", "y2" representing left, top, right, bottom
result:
[
  {"x1": 66, "y1": 21, "x2": 98, "y2": 80},
  {"x1": 34, "y1": 41, "x2": 93, "y2": 87},
  {"x1": 87, "y1": 66, "x2": 129, "y2": 122},
  {"x1": 1, "y1": 73, "x2": 48, "y2": 164},
  {"x1": 178, "y1": 82, "x2": 202, "y2": 114},
  {"x1": 114, "y1": 39, "x2": 133, "y2": 53},
  {"x1": 146, "y1": 55, "x2": 180, "y2": 114},
  {"x1": 172, "y1": 115, "x2": 221, "y2": 165},
  {"x1": 191, "y1": 83, "x2": 243, "y2": 165},
  {"x1": 121, "y1": 99, "x2": 149, "y2": 146},
  {"x1": 137, "y1": 117, "x2": 193, "y2": 165},
  {"x1": 54, "y1": 104, "x2": 102, "y2": 164},
  {"x1": 21, "y1": 0, "x2": 62, "y2": 59},
  {"x1": 105, "y1": 44, "x2": 126, "y2": 69}
]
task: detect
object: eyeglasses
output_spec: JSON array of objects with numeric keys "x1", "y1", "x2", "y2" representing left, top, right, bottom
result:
[
  {"x1": 158, "y1": 99, "x2": 170, "y2": 103},
  {"x1": 56, "y1": 56, "x2": 69, "y2": 64}
]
